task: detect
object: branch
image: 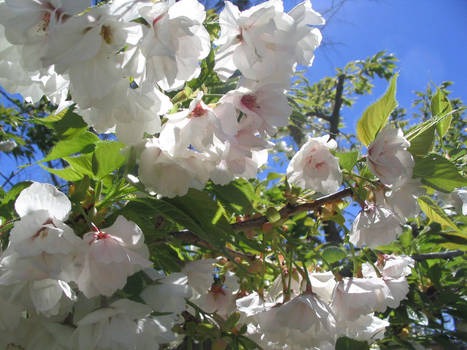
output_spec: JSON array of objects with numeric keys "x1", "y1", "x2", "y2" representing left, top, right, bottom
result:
[
  {"x1": 232, "y1": 187, "x2": 353, "y2": 231},
  {"x1": 329, "y1": 74, "x2": 346, "y2": 140},
  {"x1": 412, "y1": 250, "x2": 464, "y2": 261},
  {"x1": 151, "y1": 229, "x2": 256, "y2": 262},
  {"x1": 149, "y1": 187, "x2": 354, "y2": 261},
  {"x1": 306, "y1": 109, "x2": 331, "y2": 122}
]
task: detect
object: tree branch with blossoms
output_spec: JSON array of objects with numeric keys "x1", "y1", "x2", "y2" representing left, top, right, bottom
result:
[{"x1": 0, "y1": 0, "x2": 465, "y2": 349}]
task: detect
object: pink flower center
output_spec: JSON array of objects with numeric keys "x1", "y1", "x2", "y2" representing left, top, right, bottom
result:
[
  {"x1": 315, "y1": 161, "x2": 325, "y2": 169},
  {"x1": 38, "y1": 3, "x2": 70, "y2": 32},
  {"x1": 210, "y1": 284, "x2": 226, "y2": 296},
  {"x1": 152, "y1": 13, "x2": 165, "y2": 27},
  {"x1": 90, "y1": 223, "x2": 110, "y2": 244},
  {"x1": 32, "y1": 218, "x2": 55, "y2": 240},
  {"x1": 190, "y1": 103, "x2": 207, "y2": 118},
  {"x1": 241, "y1": 94, "x2": 259, "y2": 111}
]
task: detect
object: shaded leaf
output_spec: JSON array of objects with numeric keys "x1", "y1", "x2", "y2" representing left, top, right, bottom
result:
[
  {"x1": 322, "y1": 246, "x2": 347, "y2": 264},
  {"x1": 92, "y1": 141, "x2": 126, "y2": 179},
  {"x1": 413, "y1": 154, "x2": 467, "y2": 192},
  {"x1": 418, "y1": 196, "x2": 458, "y2": 231}
]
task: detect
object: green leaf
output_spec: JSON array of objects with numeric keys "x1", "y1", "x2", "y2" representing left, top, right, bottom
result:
[
  {"x1": 431, "y1": 88, "x2": 452, "y2": 137},
  {"x1": 322, "y1": 246, "x2": 347, "y2": 264},
  {"x1": 413, "y1": 154, "x2": 467, "y2": 192},
  {"x1": 408, "y1": 125, "x2": 435, "y2": 156},
  {"x1": 64, "y1": 154, "x2": 94, "y2": 177},
  {"x1": 211, "y1": 179, "x2": 258, "y2": 214},
  {"x1": 38, "y1": 131, "x2": 99, "y2": 164},
  {"x1": 356, "y1": 72, "x2": 398, "y2": 146},
  {"x1": 418, "y1": 196, "x2": 458, "y2": 231},
  {"x1": 166, "y1": 189, "x2": 233, "y2": 240},
  {"x1": 41, "y1": 154, "x2": 94, "y2": 181},
  {"x1": 266, "y1": 207, "x2": 281, "y2": 223},
  {"x1": 37, "y1": 107, "x2": 88, "y2": 138},
  {"x1": 335, "y1": 337, "x2": 369, "y2": 350},
  {"x1": 336, "y1": 151, "x2": 359, "y2": 171},
  {"x1": 406, "y1": 109, "x2": 457, "y2": 142},
  {"x1": 40, "y1": 164, "x2": 84, "y2": 181},
  {"x1": 92, "y1": 141, "x2": 126, "y2": 179},
  {"x1": 1, "y1": 181, "x2": 31, "y2": 205}
]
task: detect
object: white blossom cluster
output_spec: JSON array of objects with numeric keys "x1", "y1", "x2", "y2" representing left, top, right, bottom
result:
[
  {"x1": 286, "y1": 125, "x2": 421, "y2": 249},
  {"x1": 0, "y1": 0, "x2": 324, "y2": 198},
  {"x1": 349, "y1": 125, "x2": 422, "y2": 248},
  {"x1": 0, "y1": 183, "x2": 415, "y2": 349},
  {"x1": 0, "y1": 182, "x2": 169, "y2": 349},
  {"x1": 0, "y1": 0, "x2": 435, "y2": 348},
  {"x1": 234, "y1": 254, "x2": 414, "y2": 349}
]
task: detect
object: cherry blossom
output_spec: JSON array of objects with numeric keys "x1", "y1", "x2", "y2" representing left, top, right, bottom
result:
[
  {"x1": 367, "y1": 125, "x2": 415, "y2": 187},
  {"x1": 76, "y1": 216, "x2": 152, "y2": 298},
  {"x1": 134, "y1": 0, "x2": 210, "y2": 91},
  {"x1": 159, "y1": 92, "x2": 218, "y2": 155},
  {"x1": 287, "y1": 135, "x2": 343, "y2": 194},
  {"x1": 138, "y1": 138, "x2": 211, "y2": 198},
  {"x1": 349, "y1": 202, "x2": 403, "y2": 248},
  {"x1": 141, "y1": 272, "x2": 192, "y2": 315}
]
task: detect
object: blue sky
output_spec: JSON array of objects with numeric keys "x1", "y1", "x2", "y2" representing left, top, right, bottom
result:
[
  {"x1": 298, "y1": 0, "x2": 467, "y2": 134},
  {"x1": 1, "y1": 0, "x2": 466, "y2": 187}
]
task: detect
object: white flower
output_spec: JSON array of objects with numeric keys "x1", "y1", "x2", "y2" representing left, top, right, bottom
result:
[
  {"x1": 9, "y1": 182, "x2": 81, "y2": 257},
  {"x1": 196, "y1": 284, "x2": 237, "y2": 318},
  {"x1": 444, "y1": 188, "x2": 467, "y2": 216},
  {"x1": 79, "y1": 81, "x2": 172, "y2": 144},
  {"x1": 367, "y1": 126, "x2": 415, "y2": 187},
  {"x1": 287, "y1": 135, "x2": 342, "y2": 194},
  {"x1": 135, "y1": 315, "x2": 178, "y2": 350},
  {"x1": 182, "y1": 258, "x2": 216, "y2": 295},
  {"x1": 159, "y1": 92, "x2": 218, "y2": 155},
  {"x1": 209, "y1": 129, "x2": 270, "y2": 186},
  {"x1": 361, "y1": 255, "x2": 414, "y2": 310},
  {"x1": 287, "y1": 0, "x2": 325, "y2": 66},
  {"x1": 254, "y1": 293, "x2": 337, "y2": 348},
  {"x1": 378, "y1": 254, "x2": 415, "y2": 279},
  {"x1": 385, "y1": 179, "x2": 424, "y2": 222},
  {"x1": 0, "y1": 28, "x2": 70, "y2": 103},
  {"x1": 194, "y1": 271, "x2": 239, "y2": 318},
  {"x1": 268, "y1": 267, "x2": 303, "y2": 302},
  {"x1": 236, "y1": 292, "x2": 275, "y2": 319},
  {"x1": 0, "y1": 246, "x2": 73, "y2": 284},
  {"x1": 214, "y1": 0, "x2": 323, "y2": 84},
  {"x1": 214, "y1": 0, "x2": 292, "y2": 83},
  {"x1": 135, "y1": 0, "x2": 210, "y2": 91},
  {"x1": 331, "y1": 278, "x2": 391, "y2": 321},
  {"x1": 42, "y1": 6, "x2": 142, "y2": 107},
  {"x1": 0, "y1": 293, "x2": 23, "y2": 331},
  {"x1": 219, "y1": 85, "x2": 292, "y2": 137},
  {"x1": 76, "y1": 216, "x2": 152, "y2": 298},
  {"x1": 15, "y1": 182, "x2": 70, "y2": 220},
  {"x1": 141, "y1": 272, "x2": 192, "y2": 315},
  {"x1": 308, "y1": 271, "x2": 337, "y2": 303},
  {"x1": 138, "y1": 138, "x2": 211, "y2": 198},
  {"x1": 21, "y1": 317, "x2": 75, "y2": 350},
  {"x1": 0, "y1": 140, "x2": 16, "y2": 152},
  {"x1": 73, "y1": 299, "x2": 152, "y2": 350},
  {"x1": 337, "y1": 314, "x2": 389, "y2": 343},
  {"x1": 0, "y1": 0, "x2": 90, "y2": 45},
  {"x1": 349, "y1": 203, "x2": 402, "y2": 248}
]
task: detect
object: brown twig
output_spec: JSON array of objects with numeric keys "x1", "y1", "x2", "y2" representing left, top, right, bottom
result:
[
  {"x1": 150, "y1": 187, "x2": 354, "y2": 261},
  {"x1": 232, "y1": 187, "x2": 353, "y2": 231}
]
